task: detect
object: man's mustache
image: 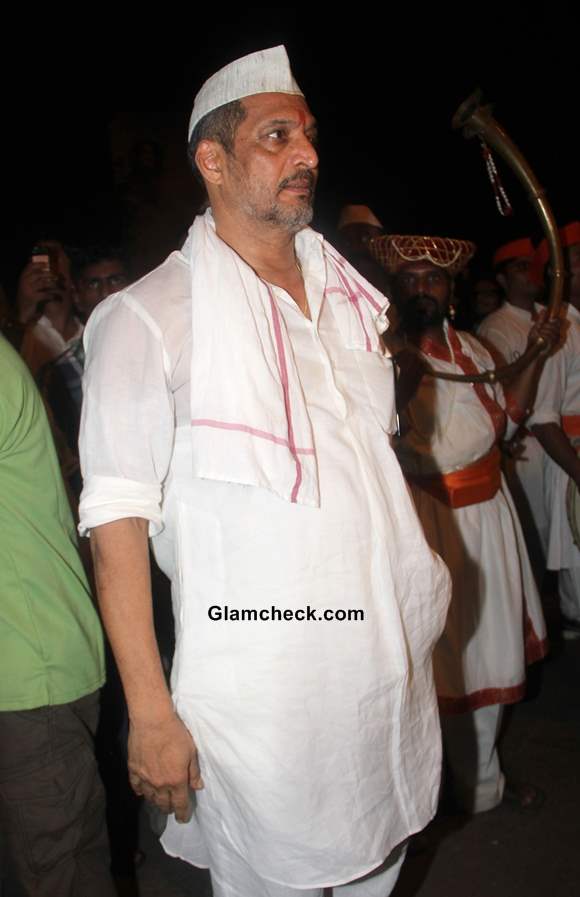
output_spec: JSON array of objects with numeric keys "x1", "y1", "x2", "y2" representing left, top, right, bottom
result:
[
  {"x1": 277, "y1": 170, "x2": 316, "y2": 194},
  {"x1": 407, "y1": 293, "x2": 439, "y2": 310},
  {"x1": 399, "y1": 293, "x2": 444, "y2": 332}
]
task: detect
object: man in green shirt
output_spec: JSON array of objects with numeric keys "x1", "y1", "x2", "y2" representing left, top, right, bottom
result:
[{"x1": 0, "y1": 335, "x2": 114, "y2": 896}]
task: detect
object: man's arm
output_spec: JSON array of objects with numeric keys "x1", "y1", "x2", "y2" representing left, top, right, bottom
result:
[
  {"x1": 531, "y1": 423, "x2": 580, "y2": 488},
  {"x1": 502, "y1": 315, "x2": 561, "y2": 421},
  {"x1": 90, "y1": 517, "x2": 203, "y2": 821}
]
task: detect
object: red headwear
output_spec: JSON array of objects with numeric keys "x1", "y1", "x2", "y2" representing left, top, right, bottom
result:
[
  {"x1": 529, "y1": 223, "x2": 580, "y2": 285},
  {"x1": 561, "y1": 222, "x2": 580, "y2": 249},
  {"x1": 492, "y1": 237, "x2": 535, "y2": 269}
]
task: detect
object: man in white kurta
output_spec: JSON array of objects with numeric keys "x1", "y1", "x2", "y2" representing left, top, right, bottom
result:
[
  {"x1": 370, "y1": 234, "x2": 551, "y2": 814},
  {"x1": 530, "y1": 222, "x2": 580, "y2": 631},
  {"x1": 78, "y1": 47, "x2": 450, "y2": 897},
  {"x1": 477, "y1": 238, "x2": 548, "y2": 566}
]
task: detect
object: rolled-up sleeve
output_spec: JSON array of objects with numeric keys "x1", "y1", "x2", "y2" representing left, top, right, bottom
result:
[{"x1": 78, "y1": 293, "x2": 175, "y2": 537}]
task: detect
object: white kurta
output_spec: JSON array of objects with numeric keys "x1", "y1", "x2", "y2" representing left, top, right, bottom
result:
[
  {"x1": 78, "y1": 229, "x2": 450, "y2": 889},
  {"x1": 477, "y1": 301, "x2": 549, "y2": 553},
  {"x1": 529, "y1": 303, "x2": 580, "y2": 572},
  {"x1": 394, "y1": 327, "x2": 547, "y2": 714}
]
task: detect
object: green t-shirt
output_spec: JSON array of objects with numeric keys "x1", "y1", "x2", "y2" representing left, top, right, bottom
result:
[{"x1": 0, "y1": 335, "x2": 105, "y2": 710}]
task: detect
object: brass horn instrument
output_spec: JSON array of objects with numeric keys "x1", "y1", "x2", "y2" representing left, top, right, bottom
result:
[{"x1": 416, "y1": 90, "x2": 564, "y2": 384}]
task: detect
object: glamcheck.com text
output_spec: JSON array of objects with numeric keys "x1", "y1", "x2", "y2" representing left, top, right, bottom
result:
[{"x1": 208, "y1": 606, "x2": 365, "y2": 622}]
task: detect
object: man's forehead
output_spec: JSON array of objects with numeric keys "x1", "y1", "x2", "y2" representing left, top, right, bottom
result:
[
  {"x1": 399, "y1": 260, "x2": 446, "y2": 275},
  {"x1": 81, "y1": 259, "x2": 126, "y2": 278},
  {"x1": 241, "y1": 92, "x2": 315, "y2": 124}
]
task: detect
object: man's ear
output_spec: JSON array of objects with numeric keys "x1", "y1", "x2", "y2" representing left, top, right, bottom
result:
[
  {"x1": 496, "y1": 271, "x2": 507, "y2": 292},
  {"x1": 195, "y1": 140, "x2": 225, "y2": 185}
]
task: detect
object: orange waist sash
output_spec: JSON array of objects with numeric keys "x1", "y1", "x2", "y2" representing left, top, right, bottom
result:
[
  {"x1": 562, "y1": 415, "x2": 580, "y2": 438},
  {"x1": 406, "y1": 446, "x2": 501, "y2": 509}
]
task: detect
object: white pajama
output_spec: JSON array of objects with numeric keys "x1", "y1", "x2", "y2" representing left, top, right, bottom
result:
[
  {"x1": 202, "y1": 793, "x2": 407, "y2": 897},
  {"x1": 441, "y1": 704, "x2": 505, "y2": 813},
  {"x1": 559, "y1": 569, "x2": 580, "y2": 624}
]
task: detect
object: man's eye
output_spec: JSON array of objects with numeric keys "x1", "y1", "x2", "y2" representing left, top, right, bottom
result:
[{"x1": 266, "y1": 130, "x2": 286, "y2": 141}]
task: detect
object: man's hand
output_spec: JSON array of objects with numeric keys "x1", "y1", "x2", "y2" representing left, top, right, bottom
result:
[
  {"x1": 393, "y1": 346, "x2": 429, "y2": 412},
  {"x1": 528, "y1": 313, "x2": 561, "y2": 356},
  {"x1": 501, "y1": 436, "x2": 529, "y2": 461},
  {"x1": 16, "y1": 260, "x2": 60, "y2": 324},
  {"x1": 128, "y1": 712, "x2": 204, "y2": 823}
]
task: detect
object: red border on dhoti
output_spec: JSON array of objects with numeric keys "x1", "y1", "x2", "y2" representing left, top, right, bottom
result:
[{"x1": 438, "y1": 611, "x2": 548, "y2": 715}]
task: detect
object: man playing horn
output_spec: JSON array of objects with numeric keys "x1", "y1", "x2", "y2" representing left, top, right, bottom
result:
[
  {"x1": 372, "y1": 233, "x2": 557, "y2": 813},
  {"x1": 529, "y1": 222, "x2": 580, "y2": 636},
  {"x1": 78, "y1": 47, "x2": 451, "y2": 896},
  {"x1": 477, "y1": 238, "x2": 549, "y2": 568}
]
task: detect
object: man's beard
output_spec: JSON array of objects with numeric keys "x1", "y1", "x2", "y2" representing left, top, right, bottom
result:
[
  {"x1": 240, "y1": 169, "x2": 316, "y2": 233},
  {"x1": 399, "y1": 294, "x2": 445, "y2": 334}
]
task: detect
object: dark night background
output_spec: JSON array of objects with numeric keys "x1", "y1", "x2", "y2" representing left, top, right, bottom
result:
[{"x1": 2, "y1": 6, "x2": 578, "y2": 291}]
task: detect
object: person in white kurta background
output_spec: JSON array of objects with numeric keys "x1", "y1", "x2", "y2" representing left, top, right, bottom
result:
[
  {"x1": 530, "y1": 222, "x2": 580, "y2": 634},
  {"x1": 370, "y1": 233, "x2": 557, "y2": 814},
  {"x1": 477, "y1": 238, "x2": 548, "y2": 571},
  {"x1": 78, "y1": 47, "x2": 451, "y2": 897}
]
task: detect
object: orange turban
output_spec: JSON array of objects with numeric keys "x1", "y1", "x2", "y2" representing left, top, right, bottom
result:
[{"x1": 492, "y1": 238, "x2": 535, "y2": 268}]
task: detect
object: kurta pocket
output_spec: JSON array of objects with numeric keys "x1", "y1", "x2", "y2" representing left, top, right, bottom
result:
[{"x1": 353, "y1": 350, "x2": 397, "y2": 434}]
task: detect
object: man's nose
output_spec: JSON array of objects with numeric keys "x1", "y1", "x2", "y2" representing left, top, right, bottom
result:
[
  {"x1": 413, "y1": 274, "x2": 431, "y2": 293},
  {"x1": 293, "y1": 132, "x2": 318, "y2": 169}
]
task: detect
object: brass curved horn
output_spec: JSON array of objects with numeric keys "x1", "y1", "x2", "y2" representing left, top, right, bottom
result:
[{"x1": 431, "y1": 89, "x2": 564, "y2": 384}]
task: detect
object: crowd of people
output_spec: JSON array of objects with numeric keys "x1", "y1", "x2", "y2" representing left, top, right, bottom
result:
[{"x1": 1, "y1": 43, "x2": 579, "y2": 897}]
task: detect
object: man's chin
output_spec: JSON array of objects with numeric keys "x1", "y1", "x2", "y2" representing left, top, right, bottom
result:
[
  {"x1": 402, "y1": 312, "x2": 444, "y2": 334},
  {"x1": 266, "y1": 202, "x2": 314, "y2": 232}
]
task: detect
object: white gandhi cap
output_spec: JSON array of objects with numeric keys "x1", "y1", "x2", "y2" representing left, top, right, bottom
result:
[{"x1": 188, "y1": 45, "x2": 304, "y2": 142}]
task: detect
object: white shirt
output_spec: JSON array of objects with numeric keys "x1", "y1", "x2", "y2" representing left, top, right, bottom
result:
[
  {"x1": 477, "y1": 300, "x2": 542, "y2": 363},
  {"x1": 530, "y1": 303, "x2": 580, "y2": 427},
  {"x1": 529, "y1": 303, "x2": 580, "y2": 568},
  {"x1": 395, "y1": 328, "x2": 516, "y2": 477},
  {"x1": 477, "y1": 300, "x2": 550, "y2": 549},
  {"x1": 79, "y1": 232, "x2": 450, "y2": 888}
]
